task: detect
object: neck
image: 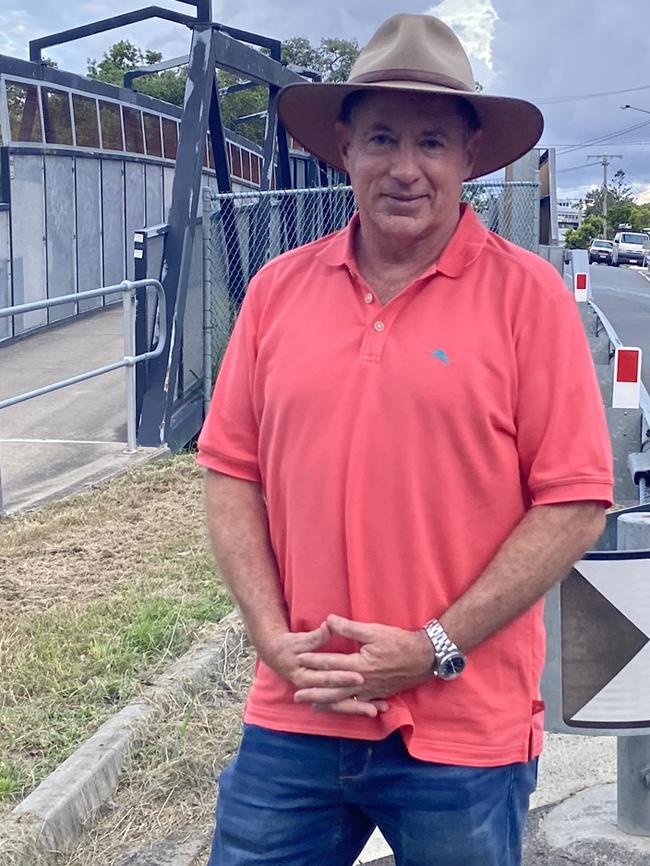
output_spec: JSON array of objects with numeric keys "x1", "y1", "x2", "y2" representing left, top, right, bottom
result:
[{"x1": 354, "y1": 207, "x2": 462, "y2": 294}]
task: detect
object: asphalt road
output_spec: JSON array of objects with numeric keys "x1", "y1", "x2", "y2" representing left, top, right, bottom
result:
[{"x1": 589, "y1": 262, "x2": 650, "y2": 385}]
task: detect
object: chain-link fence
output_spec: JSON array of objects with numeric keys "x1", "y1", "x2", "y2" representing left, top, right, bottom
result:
[{"x1": 203, "y1": 180, "x2": 539, "y2": 380}]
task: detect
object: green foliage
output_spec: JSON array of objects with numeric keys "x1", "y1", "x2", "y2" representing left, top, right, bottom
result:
[
  {"x1": 564, "y1": 215, "x2": 603, "y2": 249},
  {"x1": 581, "y1": 169, "x2": 650, "y2": 237},
  {"x1": 282, "y1": 35, "x2": 361, "y2": 82},
  {"x1": 87, "y1": 40, "x2": 187, "y2": 106},
  {"x1": 86, "y1": 35, "x2": 361, "y2": 144}
]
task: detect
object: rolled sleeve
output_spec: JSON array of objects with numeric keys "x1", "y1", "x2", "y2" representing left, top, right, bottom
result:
[
  {"x1": 197, "y1": 283, "x2": 262, "y2": 483},
  {"x1": 515, "y1": 289, "x2": 613, "y2": 508}
]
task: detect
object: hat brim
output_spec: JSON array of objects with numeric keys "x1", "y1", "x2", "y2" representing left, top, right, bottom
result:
[{"x1": 277, "y1": 81, "x2": 544, "y2": 181}]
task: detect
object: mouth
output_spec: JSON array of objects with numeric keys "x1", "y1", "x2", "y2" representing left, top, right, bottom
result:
[{"x1": 385, "y1": 194, "x2": 426, "y2": 202}]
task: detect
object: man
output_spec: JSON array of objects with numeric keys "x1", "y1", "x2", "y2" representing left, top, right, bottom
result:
[{"x1": 198, "y1": 14, "x2": 613, "y2": 866}]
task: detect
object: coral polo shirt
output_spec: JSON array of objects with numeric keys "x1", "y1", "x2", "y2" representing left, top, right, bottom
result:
[{"x1": 197, "y1": 204, "x2": 613, "y2": 767}]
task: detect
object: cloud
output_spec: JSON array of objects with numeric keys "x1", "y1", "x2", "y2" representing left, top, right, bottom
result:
[{"x1": 426, "y1": 0, "x2": 498, "y2": 71}]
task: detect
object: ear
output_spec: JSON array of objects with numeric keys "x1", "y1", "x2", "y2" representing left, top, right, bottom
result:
[
  {"x1": 335, "y1": 120, "x2": 353, "y2": 172},
  {"x1": 463, "y1": 129, "x2": 483, "y2": 180}
]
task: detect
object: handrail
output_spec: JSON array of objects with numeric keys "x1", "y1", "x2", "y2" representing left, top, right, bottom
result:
[
  {"x1": 0, "y1": 279, "x2": 165, "y2": 412},
  {"x1": 0, "y1": 279, "x2": 166, "y2": 515}
]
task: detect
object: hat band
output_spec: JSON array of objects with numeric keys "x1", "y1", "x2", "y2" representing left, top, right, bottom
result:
[{"x1": 350, "y1": 68, "x2": 473, "y2": 93}]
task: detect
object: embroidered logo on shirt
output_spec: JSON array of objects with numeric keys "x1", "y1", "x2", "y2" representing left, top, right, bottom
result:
[{"x1": 431, "y1": 349, "x2": 450, "y2": 365}]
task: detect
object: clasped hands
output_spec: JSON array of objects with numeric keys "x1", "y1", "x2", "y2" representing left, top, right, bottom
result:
[{"x1": 266, "y1": 614, "x2": 435, "y2": 718}]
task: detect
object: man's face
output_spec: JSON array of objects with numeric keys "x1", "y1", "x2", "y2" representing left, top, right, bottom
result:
[{"x1": 336, "y1": 91, "x2": 482, "y2": 246}]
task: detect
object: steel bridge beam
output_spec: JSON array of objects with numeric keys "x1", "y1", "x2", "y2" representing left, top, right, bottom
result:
[
  {"x1": 135, "y1": 26, "x2": 308, "y2": 447},
  {"x1": 138, "y1": 25, "x2": 218, "y2": 447},
  {"x1": 29, "y1": 7, "x2": 197, "y2": 63}
]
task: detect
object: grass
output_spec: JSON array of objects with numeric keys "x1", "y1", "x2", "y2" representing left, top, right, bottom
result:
[{"x1": 0, "y1": 454, "x2": 233, "y2": 813}]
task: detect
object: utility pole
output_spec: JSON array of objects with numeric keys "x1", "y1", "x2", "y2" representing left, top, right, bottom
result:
[{"x1": 588, "y1": 154, "x2": 622, "y2": 239}]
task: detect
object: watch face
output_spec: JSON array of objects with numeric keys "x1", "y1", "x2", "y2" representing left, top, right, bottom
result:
[{"x1": 440, "y1": 654, "x2": 466, "y2": 679}]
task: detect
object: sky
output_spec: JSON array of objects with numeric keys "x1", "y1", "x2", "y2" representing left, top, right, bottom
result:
[{"x1": 3, "y1": 0, "x2": 650, "y2": 202}]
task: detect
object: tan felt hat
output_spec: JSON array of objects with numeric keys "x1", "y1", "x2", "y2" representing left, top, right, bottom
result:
[{"x1": 277, "y1": 14, "x2": 543, "y2": 180}]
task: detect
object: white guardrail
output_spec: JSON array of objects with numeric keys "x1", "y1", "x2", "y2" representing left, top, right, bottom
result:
[
  {"x1": 568, "y1": 248, "x2": 650, "y2": 504},
  {"x1": 0, "y1": 278, "x2": 166, "y2": 514}
]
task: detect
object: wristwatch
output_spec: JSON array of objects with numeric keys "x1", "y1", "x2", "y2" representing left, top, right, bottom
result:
[{"x1": 422, "y1": 619, "x2": 467, "y2": 681}]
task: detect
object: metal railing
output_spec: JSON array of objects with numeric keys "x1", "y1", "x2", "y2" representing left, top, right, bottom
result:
[{"x1": 0, "y1": 278, "x2": 166, "y2": 514}]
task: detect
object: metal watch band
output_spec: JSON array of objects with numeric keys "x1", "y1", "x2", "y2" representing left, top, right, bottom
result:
[
  {"x1": 423, "y1": 618, "x2": 460, "y2": 657},
  {"x1": 421, "y1": 618, "x2": 468, "y2": 680}
]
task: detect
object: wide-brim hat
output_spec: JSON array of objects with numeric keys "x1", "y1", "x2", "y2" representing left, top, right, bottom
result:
[{"x1": 277, "y1": 14, "x2": 543, "y2": 181}]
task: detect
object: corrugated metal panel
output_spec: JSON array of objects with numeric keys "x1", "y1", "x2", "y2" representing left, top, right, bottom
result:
[
  {"x1": 124, "y1": 162, "x2": 145, "y2": 281},
  {"x1": 75, "y1": 157, "x2": 103, "y2": 312},
  {"x1": 10, "y1": 155, "x2": 47, "y2": 334},
  {"x1": 163, "y1": 166, "x2": 174, "y2": 219},
  {"x1": 0, "y1": 209, "x2": 10, "y2": 340},
  {"x1": 44, "y1": 155, "x2": 76, "y2": 323},
  {"x1": 101, "y1": 159, "x2": 125, "y2": 291},
  {"x1": 145, "y1": 163, "x2": 163, "y2": 227},
  {"x1": 182, "y1": 226, "x2": 204, "y2": 395}
]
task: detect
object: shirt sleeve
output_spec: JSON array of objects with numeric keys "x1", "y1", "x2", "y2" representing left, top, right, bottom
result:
[
  {"x1": 515, "y1": 286, "x2": 613, "y2": 507},
  {"x1": 196, "y1": 279, "x2": 262, "y2": 483}
]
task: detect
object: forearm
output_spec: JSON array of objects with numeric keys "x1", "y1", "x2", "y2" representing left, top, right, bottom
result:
[
  {"x1": 440, "y1": 501, "x2": 606, "y2": 653},
  {"x1": 205, "y1": 469, "x2": 288, "y2": 659}
]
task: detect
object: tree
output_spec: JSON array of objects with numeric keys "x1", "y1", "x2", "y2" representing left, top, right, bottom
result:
[
  {"x1": 583, "y1": 169, "x2": 636, "y2": 238},
  {"x1": 87, "y1": 40, "x2": 187, "y2": 106},
  {"x1": 282, "y1": 36, "x2": 361, "y2": 82},
  {"x1": 564, "y1": 215, "x2": 602, "y2": 249}
]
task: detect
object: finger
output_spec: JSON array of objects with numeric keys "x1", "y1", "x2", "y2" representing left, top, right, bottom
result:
[
  {"x1": 313, "y1": 697, "x2": 380, "y2": 718},
  {"x1": 297, "y1": 651, "x2": 363, "y2": 671},
  {"x1": 294, "y1": 685, "x2": 360, "y2": 704},
  {"x1": 293, "y1": 622, "x2": 331, "y2": 652},
  {"x1": 326, "y1": 614, "x2": 377, "y2": 643},
  {"x1": 294, "y1": 669, "x2": 364, "y2": 689}
]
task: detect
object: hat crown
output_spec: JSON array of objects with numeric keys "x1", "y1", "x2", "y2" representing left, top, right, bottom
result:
[{"x1": 348, "y1": 14, "x2": 475, "y2": 93}]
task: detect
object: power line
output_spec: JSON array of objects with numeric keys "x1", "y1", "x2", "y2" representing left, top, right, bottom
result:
[
  {"x1": 544, "y1": 141, "x2": 650, "y2": 149},
  {"x1": 556, "y1": 163, "x2": 594, "y2": 174},
  {"x1": 559, "y1": 119, "x2": 650, "y2": 155},
  {"x1": 533, "y1": 82, "x2": 650, "y2": 105}
]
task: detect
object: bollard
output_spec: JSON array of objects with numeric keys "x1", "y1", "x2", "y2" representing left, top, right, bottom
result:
[{"x1": 616, "y1": 511, "x2": 650, "y2": 835}]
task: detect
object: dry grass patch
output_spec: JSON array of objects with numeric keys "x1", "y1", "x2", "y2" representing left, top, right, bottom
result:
[
  {"x1": 60, "y1": 620, "x2": 254, "y2": 866},
  {"x1": 0, "y1": 454, "x2": 233, "y2": 813}
]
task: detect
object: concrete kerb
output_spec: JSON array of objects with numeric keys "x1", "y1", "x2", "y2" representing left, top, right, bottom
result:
[{"x1": 0, "y1": 611, "x2": 245, "y2": 865}]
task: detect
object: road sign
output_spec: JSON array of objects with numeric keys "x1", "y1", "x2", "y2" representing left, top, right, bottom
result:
[
  {"x1": 543, "y1": 541, "x2": 650, "y2": 735},
  {"x1": 574, "y1": 271, "x2": 588, "y2": 302},
  {"x1": 612, "y1": 346, "x2": 642, "y2": 409}
]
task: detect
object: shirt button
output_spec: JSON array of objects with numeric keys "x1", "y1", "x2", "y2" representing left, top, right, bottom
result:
[
  {"x1": 374, "y1": 321, "x2": 385, "y2": 331},
  {"x1": 364, "y1": 292, "x2": 374, "y2": 304}
]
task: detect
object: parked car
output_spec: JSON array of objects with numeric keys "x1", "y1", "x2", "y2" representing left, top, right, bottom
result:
[
  {"x1": 611, "y1": 231, "x2": 649, "y2": 267},
  {"x1": 587, "y1": 239, "x2": 614, "y2": 265}
]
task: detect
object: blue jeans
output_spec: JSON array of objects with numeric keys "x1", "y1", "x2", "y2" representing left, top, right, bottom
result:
[{"x1": 208, "y1": 725, "x2": 538, "y2": 866}]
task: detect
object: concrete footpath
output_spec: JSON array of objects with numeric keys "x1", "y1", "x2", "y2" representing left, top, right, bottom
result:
[{"x1": 0, "y1": 305, "x2": 166, "y2": 513}]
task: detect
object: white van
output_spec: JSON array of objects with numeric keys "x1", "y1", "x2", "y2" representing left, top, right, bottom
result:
[{"x1": 611, "y1": 231, "x2": 649, "y2": 267}]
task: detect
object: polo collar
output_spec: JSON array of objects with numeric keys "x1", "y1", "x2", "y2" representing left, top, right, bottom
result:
[{"x1": 315, "y1": 203, "x2": 489, "y2": 279}]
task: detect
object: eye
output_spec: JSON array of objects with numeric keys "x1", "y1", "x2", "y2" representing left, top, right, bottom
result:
[
  {"x1": 369, "y1": 133, "x2": 393, "y2": 146},
  {"x1": 422, "y1": 138, "x2": 443, "y2": 150}
]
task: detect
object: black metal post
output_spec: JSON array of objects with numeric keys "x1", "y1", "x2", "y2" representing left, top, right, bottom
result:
[
  {"x1": 29, "y1": 7, "x2": 196, "y2": 63},
  {"x1": 138, "y1": 25, "x2": 218, "y2": 447}
]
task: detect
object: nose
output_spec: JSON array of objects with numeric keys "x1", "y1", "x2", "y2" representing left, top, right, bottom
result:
[{"x1": 389, "y1": 140, "x2": 421, "y2": 184}]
